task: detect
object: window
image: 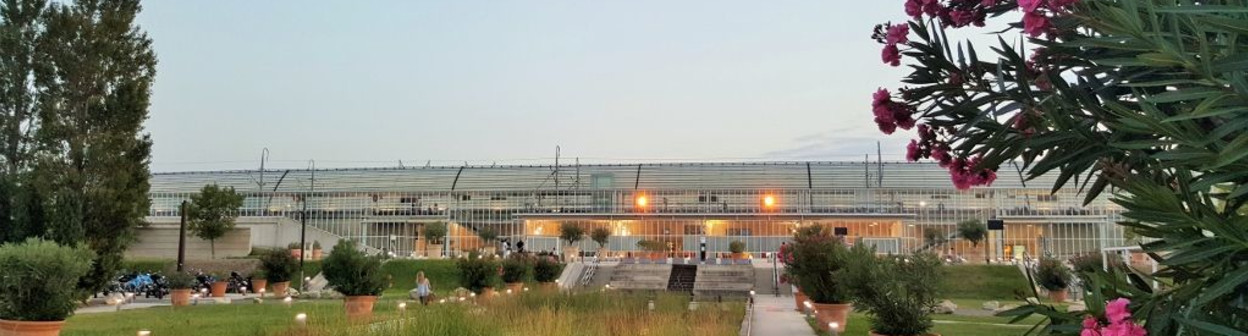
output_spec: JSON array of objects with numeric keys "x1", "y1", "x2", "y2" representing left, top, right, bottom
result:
[
  {"x1": 1037, "y1": 195, "x2": 1058, "y2": 202},
  {"x1": 490, "y1": 195, "x2": 507, "y2": 201},
  {"x1": 461, "y1": 195, "x2": 471, "y2": 201},
  {"x1": 698, "y1": 195, "x2": 707, "y2": 202},
  {"x1": 710, "y1": 195, "x2": 718, "y2": 202}
]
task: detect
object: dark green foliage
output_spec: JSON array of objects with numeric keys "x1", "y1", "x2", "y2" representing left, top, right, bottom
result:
[
  {"x1": 166, "y1": 272, "x2": 196, "y2": 289},
  {"x1": 843, "y1": 245, "x2": 942, "y2": 336},
  {"x1": 259, "y1": 248, "x2": 297, "y2": 283},
  {"x1": 321, "y1": 240, "x2": 386, "y2": 296},
  {"x1": 456, "y1": 253, "x2": 499, "y2": 294},
  {"x1": 635, "y1": 240, "x2": 665, "y2": 252},
  {"x1": 187, "y1": 184, "x2": 245, "y2": 259},
  {"x1": 728, "y1": 240, "x2": 745, "y2": 254},
  {"x1": 1035, "y1": 257, "x2": 1072, "y2": 291},
  {"x1": 423, "y1": 222, "x2": 447, "y2": 245},
  {"x1": 923, "y1": 228, "x2": 946, "y2": 245},
  {"x1": 0, "y1": 238, "x2": 95, "y2": 321},
  {"x1": 558, "y1": 222, "x2": 584, "y2": 244},
  {"x1": 311, "y1": 241, "x2": 321, "y2": 249},
  {"x1": 501, "y1": 255, "x2": 532, "y2": 283},
  {"x1": 939, "y1": 265, "x2": 1029, "y2": 300},
  {"x1": 788, "y1": 226, "x2": 852, "y2": 304},
  {"x1": 533, "y1": 256, "x2": 564, "y2": 283},
  {"x1": 590, "y1": 227, "x2": 610, "y2": 248},
  {"x1": 477, "y1": 227, "x2": 498, "y2": 243},
  {"x1": 956, "y1": 220, "x2": 987, "y2": 247}
]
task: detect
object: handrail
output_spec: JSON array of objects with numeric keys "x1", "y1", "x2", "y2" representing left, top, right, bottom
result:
[{"x1": 741, "y1": 295, "x2": 756, "y2": 336}]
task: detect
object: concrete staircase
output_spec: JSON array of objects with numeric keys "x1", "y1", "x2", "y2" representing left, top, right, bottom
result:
[
  {"x1": 692, "y1": 265, "x2": 755, "y2": 298},
  {"x1": 608, "y1": 264, "x2": 672, "y2": 291},
  {"x1": 666, "y1": 265, "x2": 697, "y2": 292}
]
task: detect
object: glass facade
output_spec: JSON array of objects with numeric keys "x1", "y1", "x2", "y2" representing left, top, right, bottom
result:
[{"x1": 147, "y1": 162, "x2": 1125, "y2": 261}]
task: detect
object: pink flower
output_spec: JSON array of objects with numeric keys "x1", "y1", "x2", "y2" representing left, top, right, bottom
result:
[
  {"x1": 882, "y1": 44, "x2": 901, "y2": 66},
  {"x1": 931, "y1": 143, "x2": 951, "y2": 167},
  {"x1": 949, "y1": 10, "x2": 977, "y2": 27},
  {"x1": 1082, "y1": 316, "x2": 1102, "y2": 336},
  {"x1": 922, "y1": 0, "x2": 943, "y2": 17},
  {"x1": 982, "y1": 0, "x2": 999, "y2": 6},
  {"x1": 886, "y1": 24, "x2": 909, "y2": 45},
  {"x1": 906, "y1": 140, "x2": 921, "y2": 162},
  {"x1": 1106, "y1": 298, "x2": 1131, "y2": 324},
  {"x1": 905, "y1": 0, "x2": 923, "y2": 19},
  {"x1": 1022, "y1": 11, "x2": 1050, "y2": 37},
  {"x1": 1018, "y1": 0, "x2": 1044, "y2": 12},
  {"x1": 875, "y1": 116, "x2": 898, "y2": 134}
]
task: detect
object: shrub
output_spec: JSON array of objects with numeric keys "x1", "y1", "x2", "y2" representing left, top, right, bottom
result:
[
  {"x1": 456, "y1": 253, "x2": 500, "y2": 294},
  {"x1": 312, "y1": 241, "x2": 322, "y2": 249},
  {"x1": 1036, "y1": 257, "x2": 1072, "y2": 291},
  {"x1": 728, "y1": 240, "x2": 745, "y2": 254},
  {"x1": 956, "y1": 220, "x2": 987, "y2": 247},
  {"x1": 322, "y1": 240, "x2": 386, "y2": 296},
  {"x1": 843, "y1": 245, "x2": 942, "y2": 335},
  {"x1": 0, "y1": 238, "x2": 95, "y2": 321},
  {"x1": 559, "y1": 222, "x2": 584, "y2": 245},
  {"x1": 166, "y1": 272, "x2": 197, "y2": 289},
  {"x1": 260, "y1": 248, "x2": 298, "y2": 283},
  {"x1": 636, "y1": 240, "x2": 665, "y2": 252},
  {"x1": 501, "y1": 256, "x2": 531, "y2": 283},
  {"x1": 288, "y1": 242, "x2": 303, "y2": 250},
  {"x1": 533, "y1": 256, "x2": 564, "y2": 283},
  {"x1": 424, "y1": 222, "x2": 447, "y2": 245},
  {"x1": 477, "y1": 227, "x2": 499, "y2": 244},
  {"x1": 590, "y1": 227, "x2": 611, "y2": 248},
  {"x1": 788, "y1": 226, "x2": 852, "y2": 304}
]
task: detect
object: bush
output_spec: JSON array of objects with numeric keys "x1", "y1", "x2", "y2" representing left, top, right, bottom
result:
[
  {"x1": 956, "y1": 220, "x2": 987, "y2": 247},
  {"x1": 533, "y1": 256, "x2": 564, "y2": 283},
  {"x1": 260, "y1": 249, "x2": 297, "y2": 283},
  {"x1": 287, "y1": 242, "x2": 302, "y2": 250},
  {"x1": 636, "y1": 240, "x2": 665, "y2": 252},
  {"x1": 322, "y1": 240, "x2": 386, "y2": 296},
  {"x1": 788, "y1": 226, "x2": 852, "y2": 304},
  {"x1": 1036, "y1": 257, "x2": 1072, "y2": 291},
  {"x1": 424, "y1": 222, "x2": 447, "y2": 245},
  {"x1": 0, "y1": 238, "x2": 95, "y2": 321},
  {"x1": 477, "y1": 227, "x2": 499, "y2": 244},
  {"x1": 456, "y1": 254, "x2": 500, "y2": 294},
  {"x1": 166, "y1": 272, "x2": 197, "y2": 289},
  {"x1": 728, "y1": 240, "x2": 745, "y2": 254},
  {"x1": 844, "y1": 245, "x2": 942, "y2": 336},
  {"x1": 501, "y1": 256, "x2": 531, "y2": 283}
]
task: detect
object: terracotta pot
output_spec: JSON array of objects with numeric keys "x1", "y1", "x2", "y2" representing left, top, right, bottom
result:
[
  {"x1": 344, "y1": 296, "x2": 378, "y2": 321},
  {"x1": 210, "y1": 281, "x2": 228, "y2": 298},
  {"x1": 251, "y1": 279, "x2": 268, "y2": 296},
  {"x1": 271, "y1": 281, "x2": 290, "y2": 298},
  {"x1": 482, "y1": 287, "x2": 497, "y2": 298},
  {"x1": 290, "y1": 248, "x2": 303, "y2": 259},
  {"x1": 428, "y1": 244, "x2": 443, "y2": 258},
  {"x1": 505, "y1": 282, "x2": 523, "y2": 293},
  {"x1": 869, "y1": 332, "x2": 941, "y2": 336},
  {"x1": 813, "y1": 303, "x2": 852, "y2": 332},
  {"x1": 312, "y1": 249, "x2": 323, "y2": 260},
  {"x1": 1048, "y1": 289, "x2": 1068, "y2": 303},
  {"x1": 170, "y1": 288, "x2": 193, "y2": 307},
  {"x1": 794, "y1": 291, "x2": 808, "y2": 312},
  {"x1": 0, "y1": 319, "x2": 65, "y2": 336},
  {"x1": 731, "y1": 252, "x2": 746, "y2": 260}
]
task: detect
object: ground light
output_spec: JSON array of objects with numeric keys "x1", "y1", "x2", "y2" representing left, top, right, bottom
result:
[
  {"x1": 829, "y1": 322, "x2": 840, "y2": 336},
  {"x1": 294, "y1": 313, "x2": 307, "y2": 327},
  {"x1": 137, "y1": 330, "x2": 151, "y2": 336},
  {"x1": 283, "y1": 297, "x2": 293, "y2": 307},
  {"x1": 398, "y1": 302, "x2": 407, "y2": 312}
]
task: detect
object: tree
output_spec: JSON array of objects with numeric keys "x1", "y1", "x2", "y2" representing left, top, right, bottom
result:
[
  {"x1": 956, "y1": 220, "x2": 987, "y2": 247},
  {"x1": 871, "y1": 0, "x2": 1248, "y2": 333},
  {"x1": 0, "y1": 0, "x2": 156, "y2": 294},
  {"x1": 558, "y1": 222, "x2": 584, "y2": 245},
  {"x1": 476, "y1": 226, "x2": 498, "y2": 252},
  {"x1": 187, "y1": 184, "x2": 244, "y2": 259},
  {"x1": 424, "y1": 222, "x2": 447, "y2": 245},
  {"x1": 590, "y1": 227, "x2": 611, "y2": 249}
]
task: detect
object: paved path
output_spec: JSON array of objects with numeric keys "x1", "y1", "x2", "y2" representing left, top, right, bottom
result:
[{"x1": 748, "y1": 295, "x2": 815, "y2": 336}]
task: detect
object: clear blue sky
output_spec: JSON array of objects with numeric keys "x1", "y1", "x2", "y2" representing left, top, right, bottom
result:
[{"x1": 137, "y1": 1, "x2": 999, "y2": 172}]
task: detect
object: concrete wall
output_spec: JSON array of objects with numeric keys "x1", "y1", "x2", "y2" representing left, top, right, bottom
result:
[{"x1": 128, "y1": 216, "x2": 344, "y2": 260}]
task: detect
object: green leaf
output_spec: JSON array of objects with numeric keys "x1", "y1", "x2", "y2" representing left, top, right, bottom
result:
[
  {"x1": 1214, "y1": 133, "x2": 1248, "y2": 168},
  {"x1": 1138, "y1": 52, "x2": 1187, "y2": 67},
  {"x1": 1145, "y1": 88, "x2": 1222, "y2": 103},
  {"x1": 1176, "y1": 317, "x2": 1248, "y2": 336},
  {"x1": 1156, "y1": 5, "x2": 1248, "y2": 13},
  {"x1": 1211, "y1": 53, "x2": 1248, "y2": 74},
  {"x1": 1201, "y1": 16, "x2": 1248, "y2": 35},
  {"x1": 1195, "y1": 267, "x2": 1248, "y2": 305},
  {"x1": 1162, "y1": 244, "x2": 1237, "y2": 266}
]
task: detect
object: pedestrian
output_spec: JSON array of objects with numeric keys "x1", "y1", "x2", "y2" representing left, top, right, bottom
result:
[{"x1": 413, "y1": 271, "x2": 433, "y2": 305}]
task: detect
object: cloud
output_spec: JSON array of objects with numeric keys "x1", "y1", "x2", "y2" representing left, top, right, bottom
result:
[{"x1": 762, "y1": 130, "x2": 909, "y2": 161}]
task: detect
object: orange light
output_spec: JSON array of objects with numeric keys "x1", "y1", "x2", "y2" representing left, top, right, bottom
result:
[
  {"x1": 763, "y1": 195, "x2": 776, "y2": 207},
  {"x1": 636, "y1": 195, "x2": 648, "y2": 207}
]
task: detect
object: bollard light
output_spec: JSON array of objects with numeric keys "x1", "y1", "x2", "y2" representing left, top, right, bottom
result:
[
  {"x1": 523, "y1": 287, "x2": 529, "y2": 292},
  {"x1": 506, "y1": 289, "x2": 513, "y2": 295},
  {"x1": 294, "y1": 313, "x2": 307, "y2": 327},
  {"x1": 137, "y1": 330, "x2": 151, "y2": 336},
  {"x1": 830, "y1": 322, "x2": 841, "y2": 336},
  {"x1": 470, "y1": 292, "x2": 476, "y2": 297},
  {"x1": 749, "y1": 290, "x2": 755, "y2": 296},
  {"x1": 439, "y1": 298, "x2": 446, "y2": 304},
  {"x1": 283, "y1": 297, "x2": 293, "y2": 307},
  {"x1": 200, "y1": 288, "x2": 208, "y2": 294},
  {"x1": 398, "y1": 302, "x2": 407, "y2": 311},
  {"x1": 647, "y1": 300, "x2": 655, "y2": 311},
  {"x1": 241, "y1": 286, "x2": 248, "y2": 294},
  {"x1": 459, "y1": 297, "x2": 466, "y2": 302}
]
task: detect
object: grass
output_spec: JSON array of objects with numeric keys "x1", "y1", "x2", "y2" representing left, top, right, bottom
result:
[
  {"x1": 379, "y1": 259, "x2": 459, "y2": 296},
  {"x1": 807, "y1": 312, "x2": 1037, "y2": 336},
  {"x1": 63, "y1": 291, "x2": 744, "y2": 336},
  {"x1": 940, "y1": 265, "x2": 1031, "y2": 300}
]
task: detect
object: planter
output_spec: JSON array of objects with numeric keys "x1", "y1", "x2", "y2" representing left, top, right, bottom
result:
[
  {"x1": 210, "y1": 281, "x2": 228, "y2": 298},
  {"x1": 505, "y1": 282, "x2": 523, "y2": 293},
  {"x1": 794, "y1": 290, "x2": 808, "y2": 312},
  {"x1": 312, "y1": 249, "x2": 323, "y2": 260},
  {"x1": 290, "y1": 248, "x2": 303, "y2": 259},
  {"x1": 0, "y1": 319, "x2": 65, "y2": 336},
  {"x1": 251, "y1": 279, "x2": 268, "y2": 296},
  {"x1": 427, "y1": 244, "x2": 443, "y2": 258},
  {"x1": 598, "y1": 247, "x2": 608, "y2": 259},
  {"x1": 731, "y1": 252, "x2": 746, "y2": 260},
  {"x1": 1048, "y1": 289, "x2": 1068, "y2": 303},
  {"x1": 271, "y1": 281, "x2": 290, "y2": 298},
  {"x1": 813, "y1": 303, "x2": 852, "y2": 333},
  {"x1": 344, "y1": 296, "x2": 378, "y2": 321},
  {"x1": 482, "y1": 246, "x2": 497, "y2": 256},
  {"x1": 482, "y1": 287, "x2": 497, "y2": 298},
  {"x1": 869, "y1": 332, "x2": 941, "y2": 336},
  {"x1": 170, "y1": 288, "x2": 193, "y2": 307},
  {"x1": 562, "y1": 246, "x2": 580, "y2": 261}
]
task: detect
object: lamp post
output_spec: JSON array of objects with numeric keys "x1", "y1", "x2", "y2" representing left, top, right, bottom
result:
[
  {"x1": 177, "y1": 201, "x2": 188, "y2": 272},
  {"x1": 299, "y1": 195, "x2": 307, "y2": 292}
]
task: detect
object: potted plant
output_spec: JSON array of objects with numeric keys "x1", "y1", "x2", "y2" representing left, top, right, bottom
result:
[
  {"x1": 456, "y1": 253, "x2": 501, "y2": 297},
  {"x1": 0, "y1": 238, "x2": 94, "y2": 335},
  {"x1": 209, "y1": 272, "x2": 229, "y2": 298},
  {"x1": 844, "y1": 244, "x2": 943, "y2": 336},
  {"x1": 533, "y1": 255, "x2": 564, "y2": 291},
  {"x1": 424, "y1": 222, "x2": 448, "y2": 258},
  {"x1": 558, "y1": 222, "x2": 585, "y2": 261},
  {"x1": 477, "y1": 227, "x2": 499, "y2": 256},
  {"x1": 311, "y1": 241, "x2": 323, "y2": 260},
  {"x1": 956, "y1": 220, "x2": 987, "y2": 263},
  {"x1": 729, "y1": 240, "x2": 746, "y2": 259},
  {"x1": 322, "y1": 240, "x2": 387, "y2": 321},
  {"x1": 249, "y1": 269, "x2": 268, "y2": 296},
  {"x1": 1036, "y1": 257, "x2": 1072, "y2": 302},
  {"x1": 590, "y1": 227, "x2": 611, "y2": 259},
  {"x1": 288, "y1": 242, "x2": 303, "y2": 259},
  {"x1": 501, "y1": 255, "x2": 531, "y2": 293},
  {"x1": 261, "y1": 248, "x2": 297, "y2": 298},
  {"x1": 779, "y1": 241, "x2": 806, "y2": 312},
  {"x1": 167, "y1": 272, "x2": 197, "y2": 307},
  {"x1": 788, "y1": 226, "x2": 853, "y2": 332}
]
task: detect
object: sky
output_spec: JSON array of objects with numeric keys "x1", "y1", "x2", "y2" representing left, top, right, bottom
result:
[{"x1": 135, "y1": 1, "x2": 1007, "y2": 172}]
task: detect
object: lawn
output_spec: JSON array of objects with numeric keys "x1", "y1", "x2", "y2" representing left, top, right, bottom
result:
[
  {"x1": 940, "y1": 265, "x2": 1031, "y2": 300},
  {"x1": 807, "y1": 312, "x2": 1039, "y2": 336},
  {"x1": 63, "y1": 291, "x2": 744, "y2": 336}
]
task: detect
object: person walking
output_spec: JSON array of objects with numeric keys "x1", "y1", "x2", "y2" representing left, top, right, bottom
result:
[{"x1": 414, "y1": 271, "x2": 433, "y2": 305}]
